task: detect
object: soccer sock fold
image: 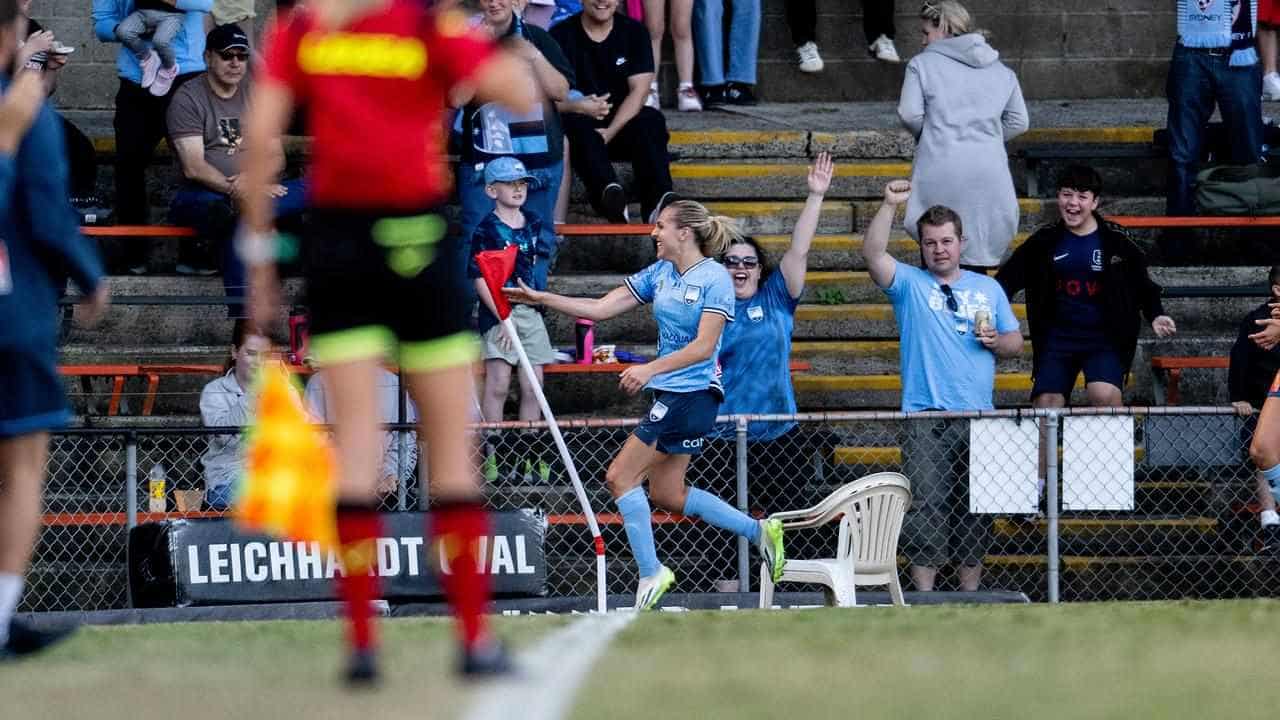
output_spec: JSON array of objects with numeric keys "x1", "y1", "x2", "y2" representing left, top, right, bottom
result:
[
  {"x1": 0, "y1": 573, "x2": 23, "y2": 645},
  {"x1": 1263, "y1": 464, "x2": 1280, "y2": 506},
  {"x1": 336, "y1": 503, "x2": 383, "y2": 654},
  {"x1": 431, "y1": 499, "x2": 492, "y2": 650},
  {"x1": 682, "y1": 487, "x2": 761, "y2": 544},
  {"x1": 616, "y1": 486, "x2": 660, "y2": 578}
]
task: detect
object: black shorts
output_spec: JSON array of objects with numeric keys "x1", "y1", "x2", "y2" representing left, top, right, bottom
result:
[
  {"x1": 633, "y1": 389, "x2": 720, "y2": 456},
  {"x1": 0, "y1": 345, "x2": 69, "y2": 438},
  {"x1": 302, "y1": 208, "x2": 477, "y2": 372},
  {"x1": 1031, "y1": 342, "x2": 1125, "y2": 398}
]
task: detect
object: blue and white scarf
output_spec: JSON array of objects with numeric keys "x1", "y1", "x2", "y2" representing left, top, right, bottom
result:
[{"x1": 1178, "y1": 0, "x2": 1258, "y2": 66}]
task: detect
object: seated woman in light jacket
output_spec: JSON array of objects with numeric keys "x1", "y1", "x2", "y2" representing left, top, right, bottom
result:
[
  {"x1": 897, "y1": 0, "x2": 1028, "y2": 271},
  {"x1": 198, "y1": 319, "x2": 273, "y2": 510}
]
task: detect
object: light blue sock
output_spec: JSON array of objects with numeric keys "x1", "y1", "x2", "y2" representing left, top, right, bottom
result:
[
  {"x1": 1263, "y1": 464, "x2": 1280, "y2": 503},
  {"x1": 616, "y1": 487, "x2": 660, "y2": 578},
  {"x1": 683, "y1": 487, "x2": 761, "y2": 545}
]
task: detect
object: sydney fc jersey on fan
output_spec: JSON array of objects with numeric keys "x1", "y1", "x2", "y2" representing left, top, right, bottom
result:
[
  {"x1": 625, "y1": 258, "x2": 735, "y2": 395},
  {"x1": 714, "y1": 271, "x2": 799, "y2": 440},
  {"x1": 886, "y1": 263, "x2": 1018, "y2": 412},
  {"x1": 263, "y1": 1, "x2": 495, "y2": 209}
]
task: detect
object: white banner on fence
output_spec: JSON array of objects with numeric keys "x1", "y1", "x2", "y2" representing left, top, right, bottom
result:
[
  {"x1": 1063, "y1": 416, "x2": 1135, "y2": 511},
  {"x1": 969, "y1": 418, "x2": 1039, "y2": 514}
]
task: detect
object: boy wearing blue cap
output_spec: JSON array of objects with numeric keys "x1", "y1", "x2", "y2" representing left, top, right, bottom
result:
[{"x1": 469, "y1": 156, "x2": 555, "y2": 481}]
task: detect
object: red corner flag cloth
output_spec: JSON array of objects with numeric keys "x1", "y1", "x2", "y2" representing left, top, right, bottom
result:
[{"x1": 474, "y1": 245, "x2": 518, "y2": 321}]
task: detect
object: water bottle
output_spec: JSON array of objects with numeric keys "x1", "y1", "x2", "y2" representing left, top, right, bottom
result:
[
  {"x1": 148, "y1": 464, "x2": 167, "y2": 513},
  {"x1": 574, "y1": 318, "x2": 594, "y2": 365}
]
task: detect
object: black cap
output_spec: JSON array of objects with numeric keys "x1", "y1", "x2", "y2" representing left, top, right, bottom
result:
[{"x1": 207, "y1": 24, "x2": 250, "y2": 53}]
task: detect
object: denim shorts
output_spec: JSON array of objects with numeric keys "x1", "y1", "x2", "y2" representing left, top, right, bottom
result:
[{"x1": 633, "y1": 389, "x2": 720, "y2": 456}]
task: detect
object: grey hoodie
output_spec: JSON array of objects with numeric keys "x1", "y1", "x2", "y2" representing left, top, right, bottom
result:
[{"x1": 898, "y1": 33, "x2": 1029, "y2": 267}]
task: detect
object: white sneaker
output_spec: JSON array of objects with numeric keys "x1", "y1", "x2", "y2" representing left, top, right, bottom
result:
[
  {"x1": 676, "y1": 85, "x2": 702, "y2": 112},
  {"x1": 1265, "y1": 72, "x2": 1280, "y2": 101},
  {"x1": 797, "y1": 41, "x2": 824, "y2": 73},
  {"x1": 645, "y1": 81, "x2": 660, "y2": 109},
  {"x1": 870, "y1": 34, "x2": 900, "y2": 63},
  {"x1": 139, "y1": 50, "x2": 161, "y2": 88},
  {"x1": 634, "y1": 565, "x2": 675, "y2": 610}
]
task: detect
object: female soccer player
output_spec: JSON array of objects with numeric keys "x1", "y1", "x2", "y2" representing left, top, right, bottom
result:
[
  {"x1": 504, "y1": 199, "x2": 785, "y2": 609},
  {"x1": 238, "y1": 0, "x2": 535, "y2": 684},
  {"x1": 0, "y1": 0, "x2": 109, "y2": 657}
]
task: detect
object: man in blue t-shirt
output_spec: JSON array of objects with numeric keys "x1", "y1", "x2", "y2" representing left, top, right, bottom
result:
[{"x1": 863, "y1": 179, "x2": 1023, "y2": 594}]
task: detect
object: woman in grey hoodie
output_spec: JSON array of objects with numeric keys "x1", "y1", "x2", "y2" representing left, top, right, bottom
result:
[{"x1": 897, "y1": 1, "x2": 1028, "y2": 269}]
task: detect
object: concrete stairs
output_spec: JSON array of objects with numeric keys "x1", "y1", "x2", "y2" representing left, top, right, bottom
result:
[{"x1": 45, "y1": 104, "x2": 1278, "y2": 607}]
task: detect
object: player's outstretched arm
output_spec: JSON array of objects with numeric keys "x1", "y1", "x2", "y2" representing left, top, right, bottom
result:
[{"x1": 504, "y1": 281, "x2": 639, "y2": 322}]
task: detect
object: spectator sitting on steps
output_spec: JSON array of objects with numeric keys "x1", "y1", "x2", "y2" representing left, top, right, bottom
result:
[
  {"x1": 167, "y1": 24, "x2": 304, "y2": 314},
  {"x1": 199, "y1": 319, "x2": 275, "y2": 511},
  {"x1": 861, "y1": 179, "x2": 1023, "y2": 593},
  {"x1": 550, "y1": 0, "x2": 675, "y2": 223},
  {"x1": 306, "y1": 367, "x2": 420, "y2": 508}
]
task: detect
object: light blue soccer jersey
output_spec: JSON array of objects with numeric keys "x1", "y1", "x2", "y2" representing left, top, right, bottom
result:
[
  {"x1": 884, "y1": 263, "x2": 1019, "y2": 412},
  {"x1": 714, "y1": 271, "x2": 799, "y2": 440},
  {"x1": 625, "y1": 257, "x2": 735, "y2": 395}
]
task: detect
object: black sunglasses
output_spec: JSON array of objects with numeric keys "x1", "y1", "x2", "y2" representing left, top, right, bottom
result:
[
  {"x1": 218, "y1": 50, "x2": 250, "y2": 62},
  {"x1": 939, "y1": 284, "x2": 959, "y2": 313},
  {"x1": 722, "y1": 255, "x2": 759, "y2": 269}
]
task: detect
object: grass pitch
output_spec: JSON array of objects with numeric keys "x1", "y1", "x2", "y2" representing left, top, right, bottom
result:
[{"x1": 6, "y1": 600, "x2": 1280, "y2": 720}]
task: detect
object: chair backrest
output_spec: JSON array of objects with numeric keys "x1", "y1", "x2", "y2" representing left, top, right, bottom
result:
[
  {"x1": 834, "y1": 474, "x2": 911, "y2": 573},
  {"x1": 770, "y1": 471, "x2": 910, "y2": 531}
]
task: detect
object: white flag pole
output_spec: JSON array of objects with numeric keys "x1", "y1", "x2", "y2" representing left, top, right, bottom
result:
[{"x1": 498, "y1": 315, "x2": 608, "y2": 613}]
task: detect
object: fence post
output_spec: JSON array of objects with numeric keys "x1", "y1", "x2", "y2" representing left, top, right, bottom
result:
[
  {"x1": 735, "y1": 417, "x2": 750, "y2": 593},
  {"x1": 1045, "y1": 411, "x2": 1061, "y2": 604},
  {"x1": 396, "y1": 370, "x2": 408, "y2": 511},
  {"x1": 125, "y1": 431, "x2": 138, "y2": 531}
]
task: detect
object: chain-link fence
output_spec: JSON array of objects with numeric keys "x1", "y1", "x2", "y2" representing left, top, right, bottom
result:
[{"x1": 26, "y1": 407, "x2": 1273, "y2": 612}]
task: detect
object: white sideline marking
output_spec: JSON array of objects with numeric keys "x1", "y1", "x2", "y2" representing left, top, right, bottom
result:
[{"x1": 461, "y1": 612, "x2": 636, "y2": 720}]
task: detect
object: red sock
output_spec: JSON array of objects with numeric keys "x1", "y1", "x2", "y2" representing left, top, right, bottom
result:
[
  {"x1": 431, "y1": 500, "x2": 491, "y2": 650},
  {"x1": 336, "y1": 504, "x2": 383, "y2": 653}
]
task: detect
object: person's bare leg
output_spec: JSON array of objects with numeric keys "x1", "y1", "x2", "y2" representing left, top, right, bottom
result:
[
  {"x1": 555, "y1": 143, "x2": 572, "y2": 224},
  {"x1": 1084, "y1": 381, "x2": 1123, "y2": 408},
  {"x1": 515, "y1": 364, "x2": 544, "y2": 422},
  {"x1": 606, "y1": 436, "x2": 669, "y2": 584},
  {"x1": 480, "y1": 359, "x2": 513, "y2": 423},
  {"x1": 910, "y1": 565, "x2": 937, "y2": 592},
  {"x1": 0, "y1": 433, "x2": 52, "y2": 647},
  {"x1": 1250, "y1": 396, "x2": 1280, "y2": 551},
  {"x1": 1033, "y1": 393, "x2": 1065, "y2": 499},
  {"x1": 318, "y1": 358, "x2": 384, "y2": 670},
  {"x1": 644, "y1": 452, "x2": 693, "y2": 512},
  {"x1": 643, "y1": 0, "x2": 666, "y2": 86},
  {"x1": 957, "y1": 564, "x2": 982, "y2": 592},
  {"x1": 404, "y1": 363, "x2": 502, "y2": 660},
  {"x1": 1262, "y1": 26, "x2": 1278, "y2": 76},
  {"x1": 669, "y1": 0, "x2": 695, "y2": 87}
]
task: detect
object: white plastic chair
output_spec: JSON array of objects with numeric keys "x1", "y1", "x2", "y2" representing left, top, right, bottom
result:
[{"x1": 759, "y1": 472, "x2": 911, "y2": 608}]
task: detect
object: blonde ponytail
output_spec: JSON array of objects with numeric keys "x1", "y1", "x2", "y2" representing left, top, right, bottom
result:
[{"x1": 666, "y1": 200, "x2": 742, "y2": 259}]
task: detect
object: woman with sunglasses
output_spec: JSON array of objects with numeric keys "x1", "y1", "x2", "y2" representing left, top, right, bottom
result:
[
  {"x1": 709, "y1": 153, "x2": 831, "y2": 513},
  {"x1": 504, "y1": 199, "x2": 786, "y2": 610}
]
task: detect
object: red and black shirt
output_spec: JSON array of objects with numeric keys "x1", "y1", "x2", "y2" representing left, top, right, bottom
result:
[{"x1": 263, "y1": 0, "x2": 495, "y2": 209}]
